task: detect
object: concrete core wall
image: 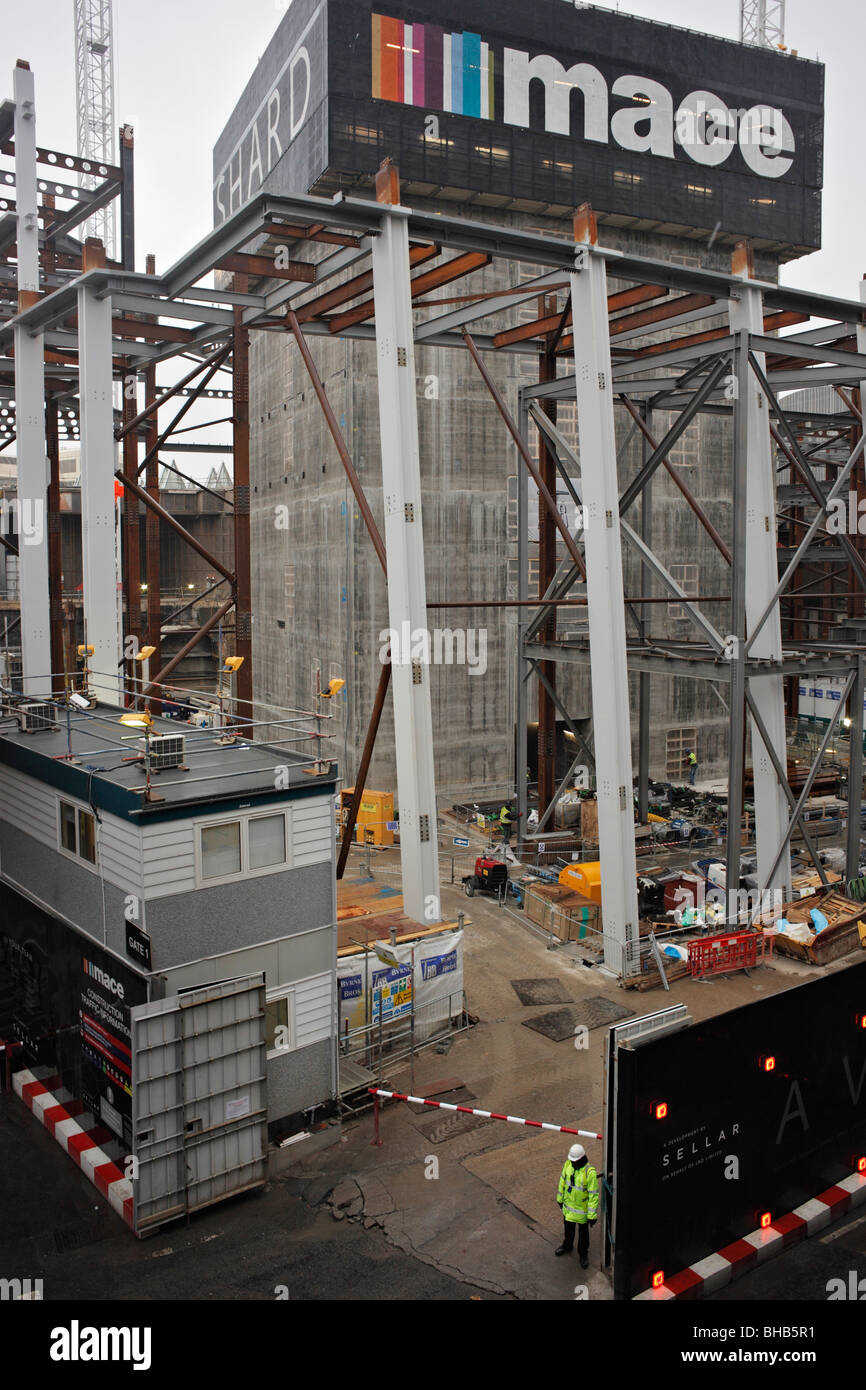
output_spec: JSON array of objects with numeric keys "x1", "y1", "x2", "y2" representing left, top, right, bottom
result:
[{"x1": 248, "y1": 203, "x2": 781, "y2": 805}]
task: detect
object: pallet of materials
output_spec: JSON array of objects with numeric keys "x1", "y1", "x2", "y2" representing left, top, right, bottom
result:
[
  {"x1": 524, "y1": 883, "x2": 599, "y2": 940},
  {"x1": 767, "y1": 891, "x2": 866, "y2": 966}
]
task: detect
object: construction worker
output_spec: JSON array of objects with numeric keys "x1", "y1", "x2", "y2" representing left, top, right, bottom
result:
[
  {"x1": 555, "y1": 1143, "x2": 599, "y2": 1268},
  {"x1": 687, "y1": 749, "x2": 698, "y2": 786},
  {"x1": 499, "y1": 803, "x2": 514, "y2": 846}
]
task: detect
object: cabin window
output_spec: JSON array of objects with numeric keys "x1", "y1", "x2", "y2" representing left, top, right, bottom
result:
[
  {"x1": 58, "y1": 799, "x2": 96, "y2": 866},
  {"x1": 196, "y1": 810, "x2": 291, "y2": 886},
  {"x1": 264, "y1": 989, "x2": 296, "y2": 1058},
  {"x1": 200, "y1": 821, "x2": 242, "y2": 880},
  {"x1": 249, "y1": 814, "x2": 286, "y2": 870},
  {"x1": 60, "y1": 801, "x2": 77, "y2": 854}
]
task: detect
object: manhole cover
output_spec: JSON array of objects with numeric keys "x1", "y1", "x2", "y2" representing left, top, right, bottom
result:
[
  {"x1": 579, "y1": 995, "x2": 636, "y2": 1030},
  {"x1": 522, "y1": 996, "x2": 634, "y2": 1041},
  {"x1": 522, "y1": 1006, "x2": 583, "y2": 1041},
  {"x1": 510, "y1": 978, "x2": 574, "y2": 1007}
]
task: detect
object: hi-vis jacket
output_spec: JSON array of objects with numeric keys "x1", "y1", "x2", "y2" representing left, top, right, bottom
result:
[{"x1": 557, "y1": 1160, "x2": 599, "y2": 1224}]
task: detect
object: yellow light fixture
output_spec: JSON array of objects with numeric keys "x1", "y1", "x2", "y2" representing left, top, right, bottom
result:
[
  {"x1": 119, "y1": 710, "x2": 153, "y2": 730},
  {"x1": 77, "y1": 644, "x2": 94, "y2": 657},
  {"x1": 224, "y1": 656, "x2": 244, "y2": 673},
  {"x1": 135, "y1": 645, "x2": 156, "y2": 663},
  {"x1": 320, "y1": 678, "x2": 345, "y2": 699}
]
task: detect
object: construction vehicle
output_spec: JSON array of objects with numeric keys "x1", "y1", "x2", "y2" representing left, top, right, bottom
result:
[{"x1": 463, "y1": 855, "x2": 509, "y2": 898}]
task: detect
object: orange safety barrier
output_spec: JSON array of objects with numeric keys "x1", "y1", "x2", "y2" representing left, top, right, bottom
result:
[{"x1": 687, "y1": 930, "x2": 773, "y2": 979}]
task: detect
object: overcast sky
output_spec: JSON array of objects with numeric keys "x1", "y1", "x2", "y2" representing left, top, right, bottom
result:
[{"x1": 4, "y1": 0, "x2": 865, "y2": 470}]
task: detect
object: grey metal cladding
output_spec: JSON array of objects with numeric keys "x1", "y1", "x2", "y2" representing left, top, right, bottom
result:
[
  {"x1": 144, "y1": 861, "x2": 335, "y2": 970},
  {"x1": 213, "y1": 0, "x2": 329, "y2": 223},
  {"x1": 267, "y1": 1036, "x2": 334, "y2": 1117}
]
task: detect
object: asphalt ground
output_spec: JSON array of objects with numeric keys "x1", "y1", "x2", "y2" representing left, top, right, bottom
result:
[{"x1": 0, "y1": 1089, "x2": 503, "y2": 1301}]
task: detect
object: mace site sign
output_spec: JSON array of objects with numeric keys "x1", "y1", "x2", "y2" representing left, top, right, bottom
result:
[{"x1": 214, "y1": 0, "x2": 823, "y2": 253}]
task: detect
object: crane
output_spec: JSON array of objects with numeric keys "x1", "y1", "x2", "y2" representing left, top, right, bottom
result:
[
  {"x1": 739, "y1": 0, "x2": 786, "y2": 47},
  {"x1": 73, "y1": 0, "x2": 117, "y2": 258}
]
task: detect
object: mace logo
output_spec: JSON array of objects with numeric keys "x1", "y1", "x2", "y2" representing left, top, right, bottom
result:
[
  {"x1": 83, "y1": 957, "x2": 125, "y2": 1001},
  {"x1": 371, "y1": 15, "x2": 795, "y2": 179},
  {"x1": 49, "y1": 1321, "x2": 152, "y2": 1371}
]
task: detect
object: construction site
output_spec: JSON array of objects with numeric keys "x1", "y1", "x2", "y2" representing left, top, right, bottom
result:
[{"x1": 1, "y1": 0, "x2": 866, "y2": 1330}]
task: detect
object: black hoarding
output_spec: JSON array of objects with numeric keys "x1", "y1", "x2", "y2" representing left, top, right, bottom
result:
[
  {"x1": 214, "y1": 2, "x2": 823, "y2": 251},
  {"x1": 326, "y1": 0, "x2": 823, "y2": 249},
  {"x1": 0, "y1": 885, "x2": 147, "y2": 1149},
  {"x1": 614, "y1": 961, "x2": 866, "y2": 1298}
]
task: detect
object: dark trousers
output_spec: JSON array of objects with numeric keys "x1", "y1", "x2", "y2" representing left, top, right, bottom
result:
[
  {"x1": 561, "y1": 1219, "x2": 589, "y2": 1258},
  {"x1": 501, "y1": 823, "x2": 512, "y2": 845}
]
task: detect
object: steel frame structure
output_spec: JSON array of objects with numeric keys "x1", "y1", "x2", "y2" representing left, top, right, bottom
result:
[{"x1": 5, "y1": 59, "x2": 866, "y2": 947}]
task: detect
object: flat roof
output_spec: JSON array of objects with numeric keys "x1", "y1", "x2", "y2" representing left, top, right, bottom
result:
[{"x1": 0, "y1": 701, "x2": 337, "y2": 822}]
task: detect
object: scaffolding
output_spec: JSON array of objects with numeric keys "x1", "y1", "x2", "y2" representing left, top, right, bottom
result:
[{"x1": 4, "y1": 56, "x2": 866, "y2": 953}]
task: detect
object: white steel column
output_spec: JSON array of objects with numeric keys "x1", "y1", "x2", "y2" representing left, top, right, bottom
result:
[
  {"x1": 12, "y1": 62, "x2": 51, "y2": 693},
  {"x1": 78, "y1": 274, "x2": 122, "y2": 703},
  {"x1": 569, "y1": 212, "x2": 640, "y2": 975},
  {"x1": 729, "y1": 251, "x2": 791, "y2": 899},
  {"x1": 371, "y1": 202, "x2": 440, "y2": 926}
]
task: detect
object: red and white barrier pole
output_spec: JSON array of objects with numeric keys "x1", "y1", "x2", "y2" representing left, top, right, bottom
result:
[{"x1": 369, "y1": 1088, "x2": 601, "y2": 1140}]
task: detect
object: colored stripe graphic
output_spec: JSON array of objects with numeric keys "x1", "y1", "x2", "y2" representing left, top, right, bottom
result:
[
  {"x1": 372, "y1": 15, "x2": 492, "y2": 121},
  {"x1": 372, "y1": 13, "x2": 382, "y2": 99},
  {"x1": 451, "y1": 32, "x2": 463, "y2": 115},
  {"x1": 463, "y1": 32, "x2": 481, "y2": 119},
  {"x1": 427, "y1": 26, "x2": 443, "y2": 111},
  {"x1": 379, "y1": 15, "x2": 403, "y2": 103},
  {"x1": 413, "y1": 24, "x2": 425, "y2": 108}
]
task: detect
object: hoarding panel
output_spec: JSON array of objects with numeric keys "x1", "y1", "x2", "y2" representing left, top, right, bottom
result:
[
  {"x1": 614, "y1": 961, "x2": 866, "y2": 1298},
  {"x1": 326, "y1": 0, "x2": 823, "y2": 248}
]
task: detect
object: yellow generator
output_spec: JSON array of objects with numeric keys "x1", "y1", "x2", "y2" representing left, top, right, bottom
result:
[
  {"x1": 340, "y1": 788, "x2": 395, "y2": 846},
  {"x1": 558, "y1": 860, "x2": 603, "y2": 906}
]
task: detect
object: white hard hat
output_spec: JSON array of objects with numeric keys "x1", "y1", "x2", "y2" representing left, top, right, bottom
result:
[{"x1": 568, "y1": 1143, "x2": 585, "y2": 1162}]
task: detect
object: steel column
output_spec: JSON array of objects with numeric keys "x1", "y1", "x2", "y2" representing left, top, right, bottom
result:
[
  {"x1": 370, "y1": 176, "x2": 440, "y2": 925},
  {"x1": 78, "y1": 251, "x2": 122, "y2": 702},
  {"x1": 13, "y1": 62, "x2": 51, "y2": 692},
  {"x1": 728, "y1": 249, "x2": 791, "y2": 900},
  {"x1": 569, "y1": 211, "x2": 639, "y2": 976}
]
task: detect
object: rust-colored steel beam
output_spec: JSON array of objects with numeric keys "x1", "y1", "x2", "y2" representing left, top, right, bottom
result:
[
  {"x1": 111, "y1": 317, "x2": 194, "y2": 344},
  {"x1": 286, "y1": 310, "x2": 388, "y2": 573},
  {"x1": 115, "y1": 345, "x2": 230, "y2": 440},
  {"x1": 462, "y1": 328, "x2": 586, "y2": 580},
  {"x1": 232, "y1": 275, "x2": 254, "y2": 728},
  {"x1": 427, "y1": 595, "x2": 730, "y2": 607},
  {"x1": 618, "y1": 393, "x2": 733, "y2": 566},
  {"x1": 121, "y1": 360, "x2": 142, "y2": 702},
  {"x1": 328, "y1": 250, "x2": 491, "y2": 334},
  {"x1": 337, "y1": 657, "x2": 392, "y2": 880},
  {"x1": 630, "y1": 308, "x2": 808, "y2": 361},
  {"x1": 294, "y1": 243, "x2": 439, "y2": 325},
  {"x1": 143, "y1": 254, "x2": 161, "y2": 692},
  {"x1": 116, "y1": 469, "x2": 235, "y2": 583},
  {"x1": 537, "y1": 315, "x2": 559, "y2": 820},
  {"x1": 286, "y1": 302, "x2": 390, "y2": 874},
  {"x1": 261, "y1": 221, "x2": 362, "y2": 248},
  {"x1": 141, "y1": 598, "x2": 235, "y2": 700},
  {"x1": 493, "y1": 282, "x2": 671, "y2": 350},
  {"x1": 214, "y1": 251, "x2": 316, "y2": 282},
  {"x1": 135, "y1": 348, "x2": 232, "y2": 479}
]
